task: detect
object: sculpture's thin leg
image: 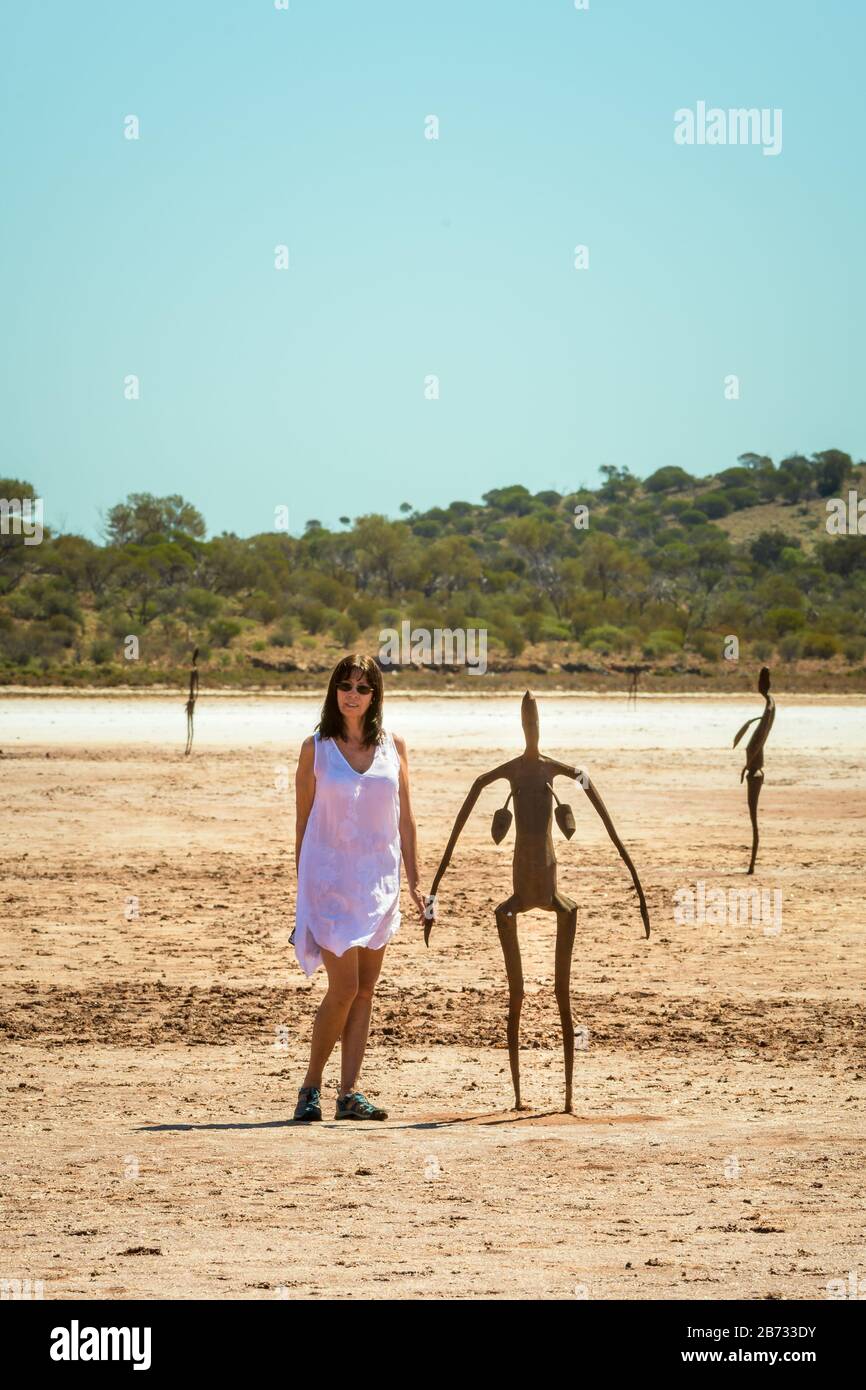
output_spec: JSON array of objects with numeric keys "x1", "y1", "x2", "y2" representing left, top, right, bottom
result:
[
  {"x1": 553, "y1": 891, "x2": 577, "y2": 1114},
  {"x1": 746, "y1": 770, "x2": 763, "y2": 874},
  {"x1": 495, "y1": 896, "x2": 528, "y2": 1111}
]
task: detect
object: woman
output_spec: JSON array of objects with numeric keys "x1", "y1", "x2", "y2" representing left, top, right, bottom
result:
[{"x1": 291, "y1": 653, "x2": 425, "y2": 1122}]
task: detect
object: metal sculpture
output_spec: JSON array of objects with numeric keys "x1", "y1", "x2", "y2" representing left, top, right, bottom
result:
[
  {"x1": 733, "y1": 665, "x2": 775, "y2": 874},
  {"x1": 426, "y1": 691, "x2": 650, "y2": 1113},
  {"x1": 608, "y1": 662, "x2": 650, "y2": 707},
  {"x1": 184, "y1": 647, "x2": 199, "y2": 757}
]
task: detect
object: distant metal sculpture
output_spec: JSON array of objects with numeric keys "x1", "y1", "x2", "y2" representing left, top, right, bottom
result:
[
  {"x1": 609, "y1": 662, "x2": 650, "y2": 707},
  {"x1": 733, "y1": 665, "x2": 775, "y2": 874},
  {"x1": 426, "y1": 691, "x2": 650, "y2": 1113},
  {"x1": 184, "y1": 647, "x2": 199, "y2": 757}
]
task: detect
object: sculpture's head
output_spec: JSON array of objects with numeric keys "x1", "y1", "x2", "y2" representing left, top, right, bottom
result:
[
  {"x1": 758, "y1": 666, "x2": 771, "y2": 698},
  {"x1": 521, "y1": 690, "x2": 539, "y2": 752}
]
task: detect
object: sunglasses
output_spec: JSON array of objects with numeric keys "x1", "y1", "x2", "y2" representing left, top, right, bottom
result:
[{"x1": 336, "y1": 680, "x2": 373, "y2": 695}]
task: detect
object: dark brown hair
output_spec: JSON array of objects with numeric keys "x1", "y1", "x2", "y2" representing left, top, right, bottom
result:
[{"x1": 316, "y1": 653, "x2": 384, "y2": 747}]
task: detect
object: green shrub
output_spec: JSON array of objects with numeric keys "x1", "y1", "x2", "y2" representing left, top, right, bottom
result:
[
  {"x1": 39, "y1": 580, "x2": 84, "y2": 624},
  {"x1": 778, "y1": 633, "x2": 803, "y2": 661},
  {"x1": 209, "y1": 618, "x2": 242, "y2": 647},
  {"x1": 333, "y1": 613, "x2": 360, "y2": 645},
  {"x1": 299, "y1": 600, "x2": 327, "y2": 635},
  {"x1": 241, "y1": 590, "x2": 279, "y2": 624},
  {"x1": 7, "y1": 591, "x2": 37, "y2": 619},
  {"x1": 779, "y1": 546, "x2": 804, "y2": 569},
  {"x1": 583, "y1": 624, "x2": 627, "y2": 654},
  {"x1": 272, "y1": 621, "x2": 296, "y2": 648},
  {"x1": 89, "y1": 638, "x2": 115, "y2": 665},
  {"x1": 642, "y1": 627, "x2": 683, "y2": 658},
  {"x1": 348, "y1": 596, "x2": 377, "y2": 629},
  {"x1": 46, "y1": 614, "x2": 78, "y2": 646},
  {"x1": 766, "y1": 606, "x2": 805, "y2": 637},
  {"x1": 643, "y1": 637, "x2": 680, "y2": 658},
  {"x1": 539, "y1": 617, "x2": 571, "y2": 641},
  {"x1": 494, "y1": 620, "x2": 525, "y2": 658},
  {"x1": 644, "y1": 466, "x2": 694, "y2": 493},
  {"x1": 690, "y1": 630, "x2": 721, "y2": 660},
  {"x1": 843, "y1": 636, "x2": 866, "y2": 663},
  {"x1": 750, "y1": 529, "x2": 801, "y2": 566},
  {"x1": 649, "y1": 627, "x2": 683, "y2": 648},
  {"x1": 186, "y1": 587, "x2": 223, "y2": 621},
  {"x1": 724, "y1": 487, "x2": 760, "y2": 510},
  {"x1": 716, "y1": 467, "x2": 752, "y2": 488},
  {"x1": 680, "y1": 509, "x2": 709, "y2": 527},
  {"x1": 16, "y1": 621, "x2": 67, "y2": 658},
  {"x1": 801, "y1": 630, "x2": 840, "y2": 659},
  {"x1": 108, "y1": 611, "x2": 132, "y2": 640},
  {"x1": 700, "y1": 492, "x2": 732, "y2": 519}
]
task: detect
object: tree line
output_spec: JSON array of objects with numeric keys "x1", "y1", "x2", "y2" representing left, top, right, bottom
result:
[{"x1": 1, "y1": 448, "x2": 865, "y2": 681}]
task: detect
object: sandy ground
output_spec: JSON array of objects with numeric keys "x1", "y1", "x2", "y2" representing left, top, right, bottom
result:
[{"x1": 1, "y1": 696, "x2": 864, "y2": 1300}]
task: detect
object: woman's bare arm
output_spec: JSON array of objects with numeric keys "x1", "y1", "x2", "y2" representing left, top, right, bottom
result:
[
  {"x1": 393, "y1": 733, "x2": 425, "y2": 922},
  {"x1": 294, "y1": 736, "x2": 316, "y2": 872}
]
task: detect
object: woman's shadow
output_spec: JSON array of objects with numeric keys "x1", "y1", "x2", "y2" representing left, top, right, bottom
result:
[{"x1": 136, "y1": 1107, "x2": 651, "y2": 1132}]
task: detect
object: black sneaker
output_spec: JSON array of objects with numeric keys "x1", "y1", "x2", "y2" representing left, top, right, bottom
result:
[{"x1": 293, "y1": 1085, "x2": 322, "y2": 1122}]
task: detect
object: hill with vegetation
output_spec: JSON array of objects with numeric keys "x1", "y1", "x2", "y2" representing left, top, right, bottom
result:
[{"x1": 2, "y1": 449, "x2": 866, "y2": 692}]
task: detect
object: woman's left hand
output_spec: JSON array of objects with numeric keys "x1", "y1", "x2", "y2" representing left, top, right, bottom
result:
[{"x1": 408, "y1": 883, "x2": 427, "y2": 923}]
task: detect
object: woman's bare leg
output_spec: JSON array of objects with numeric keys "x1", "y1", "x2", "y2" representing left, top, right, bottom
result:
[
  {"x1": 301, "y1": 946, "x2": 359, "y2": 1089},
  {"x1": 339, "y1": 944, "x2": 386, "y2": 1096}
]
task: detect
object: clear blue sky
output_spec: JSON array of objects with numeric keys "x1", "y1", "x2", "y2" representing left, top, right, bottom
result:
[{"x1": 1, "y1": 0, "x2": 863, "y2": 540}]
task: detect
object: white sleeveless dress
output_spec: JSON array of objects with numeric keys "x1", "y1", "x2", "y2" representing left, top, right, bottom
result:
[{"x1": 291, "y1": 729, "x2": 402, "y2": 976}]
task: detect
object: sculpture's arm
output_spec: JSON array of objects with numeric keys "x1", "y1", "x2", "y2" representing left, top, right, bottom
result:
[
  {"x1": 733, "y1": 716, "x2": 760, "y2": 750},
  {"x1": 424, "y1": 761, "x2": 513, "y2": 946},
  {"x1": 545, "y1": 756, "x2": 588, "y2": 787},
  {"x1": 580, "y1": 774, "x2": 651, "y2": 939},
  {"x1": 429, "y1": 761, "x2": 512, "y2": 898}
]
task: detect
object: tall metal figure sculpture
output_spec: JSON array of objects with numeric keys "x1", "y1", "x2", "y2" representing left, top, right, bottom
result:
[
  {"x1": 184, "y1": 647, "x2": 199, "y2": 757},
  {"x1": 733, "y1": 666, "x2": 775, "y2": 875},
  {"x1": 426, "y1": 691, "x2": 650, "y2": 1114}
]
